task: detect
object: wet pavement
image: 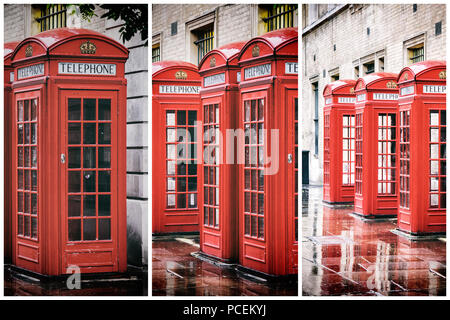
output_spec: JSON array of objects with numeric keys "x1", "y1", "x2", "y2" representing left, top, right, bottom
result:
[
  {"x1": 302, "y1": 185, "x2": 446, "y2": 296},
  {"x1": 152, "y1": 236, "x2": 298, "y2": 296},
  {"x1": 4, "y1": 265, "x2": 147, "y2": 296}
]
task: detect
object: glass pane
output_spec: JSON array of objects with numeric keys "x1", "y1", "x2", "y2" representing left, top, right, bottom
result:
[
  {"x1": 177, "y1": 177, "x2": 187, "y2": 192},
  {"x1": 98, "y1": 219, "x2": 111, "y2": 240},
  {"x1": 68, "y1": 195, "x2": 81, "y2": 217},
  {"x1": 188, "y1": 164, "x2": 197, "y2": 175},
  {"x1": 31, "y1": 217, "x2": 38, "y2": 239},
  {"x1": 83, "y1": 98, "x2": 96, "y2": 120},
  {"x1": 98, "y1": 99, "x2": 111, "y2": 120},
  {"x1": 24, "y1": 193, "x2": 30, "y2": 213},
  {"x1": 98, "y1": 171, "x2": 110, "y2": 192},
  {"x1": 166, "y1": 111, "x2": 175, "y2": 125},
  {"x1": 83, "y1": 219, "x2": 96, "y2": 240},
  {"x1": 18, "y1": 192, "x2": 23, "y2": 212},
  {"x1": 177, "y1": 193, "x2": 186, "y2": 208},
  {"x1": 68, "y1": 219, "x2": 81, "y2": 241},
  {"x1": 68, "y1": 147, "x2": 81, "y2": 168},
  {"x1": 177, "y1": 161, "x2": 186, "y2": 175},
  {"x1": 68, "y1": 123, "x2": 81, "y2": 144},
  {"x1": 24, "y1": 124, "x2": 30, "y2": 144},
  {"x1": 17, "y1": 100, "x2": 24, "y2": 122},
  {"x1": 31, "y1": 194, "x2": 37, "y2": 215},
  {"x1": 31, "y1": 170, "x2": 37, "y2": 191},
  {"x1": 18, "y1": 215, "x2": 23, "y2": 235},
  {"x1": 167, "y1": 128, "x2": 176, "y2": 142},
  {"x1": 167, "y1": 161, "x2": 176, "y2": 175},
  {"x1": 167, "y1": 194, "x2": 175, "y2": 208},
  {"x1": 24, "y1": 147, "x2": 30, "y2": 167},
  {"x1": 177, "y1": 110, "x2": 186, "y2": 125},
  {"x1": 430, "y1": 111, "x2": 439, "y2": 126},
  {"x1": 258, "y1": 217, "x2": 264, "y2": 238},
  {"x1": 167, "y1": 177, "x2": 175, "y2": 191},
  {"x1": 167, "y1": 144, "x2": 176, "y2": 159},
  {"x1": 98, "y1": 147, "x2": 111, "y2": 168},
  {"x1": 83, "y1": 147, "x2": 96, "y2": 168},
  {"x1": 31, "y1": 123, "x2": 37, "y2": 144},
  {"x1": 245, "y1": 101, "x2": 250, "y2": 122},
  {"x1": 251, "y1": 215, "x2": 257, "y2": 236},
  {"x1": 188, "y1": 193, "x2": 197, "y2": 208},
  {"x1": 17, "y1": 124, "x2": 23, "y2": 145},
  {"x1": 24, "y1": 216, "x2": 30, "y2": 237},
  {"x1": 31, "y1": 147, "x2": 37, "y2": 168},
  {"x1": 98, "y1": 195, "x2": 110, "y2": 216},
  {"x1": 188, "y1": 177, "x2": 197, "y2": 191},
  {"x1": 18, "y1": 147, "x2": 23, "y2": 167},
  {"x1": 24, "y1": 100, "x2": 29, "y2": 121},
  {"x1": 98, "y1": 123, "x2": 110, "y2": 144},
  {"x1": 31, "y1": 99, "x2": 37, "y2": 121},
  {"x1": 83, "y1": 195, "x2": 96, "y2": 216},
  {"x1": 68, "y1": 171, "x2": 81, "y2": 192},
  {"x1": 245, "y1": 215, "x2": 250, "y2": 235},
  {"x1": 18, "y1": 170, "x2": 23, "y2": 190},
  {"x1": 84, "y1": 123, "x2": 96, "y2": 144},
  {"x1": 188, "y1": 111, "x2": 196, "y2": 125},
  {"x1": 83, "y1": 171, "x2": 96, "y2": 192},
  {"x1": 25, "y1": 171, "x2": 31, "y2": 190},
  {"x1": 68, "y1": 98, "x2": 81, "y2": 120}
]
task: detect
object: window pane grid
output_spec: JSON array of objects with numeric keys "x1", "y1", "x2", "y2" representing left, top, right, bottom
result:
[
  {"x1": 323, "y1": 113, "x2": 330, "y2": 185},
  {"x1": 203, "y1": 104, "x2": 219, "y2": 228},
  {"x1": 37, "y1": 4, "x2": 67, "y2": 32},
  {"x1": 429, "y1": 109, "x2": 446, "y2": 209},
  {"x1": 265, "y1": 4, "x2": 296, "y2": 32},
  {"x1": 342, "y1": 114, "x2": 355, "y2": 185},
  {"x1": 399, "y1": 110, "x2": 411, "y2": 208},
  {"x1": 244, "y1": 99, "x2": 265, "y2": 240},
  {"x1": 377, "y1": 113, "x2": 397, "y2": 194},
  {"x1": 355, "y1": 113, "x2": 364, "y2": 195},
  {"x1": 166, "y1": 110, "x2": 198, "y2": 210},
  {"x1": 67, "y1": 98, "x2": 112, "y2": 242},
  {"x1": 294, "y1": 98, "x2": 298, "y2": 242},
  {"x1": 17, "y1": 98, "x2": 39, "y2": 240}
]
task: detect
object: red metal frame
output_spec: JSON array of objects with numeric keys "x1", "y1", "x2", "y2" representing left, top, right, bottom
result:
[
  {"x1": 10, "y1": 28, "x2": 128, "y2": 275},
  {"x1": 152, "y1": 61, "x2": 202, "y2": 234},
  {"x1": 4, "y1": 42, "x2": 20, "y2": 263},
  {"x1": 237, "y1": 28, "x2": 298, "y2": 276},
  {"x1": 353, "y1": 73, "x2": 399, "y2": 219},
  {"x1": 198, "y1": 42, "x2": 245, "y2": 262},
  {"x1": 322, "y1": 80, "x2": 356, "y2": 204},
  {"x1": 396, "y1": 61, "x2": 446, "y2": 235}
]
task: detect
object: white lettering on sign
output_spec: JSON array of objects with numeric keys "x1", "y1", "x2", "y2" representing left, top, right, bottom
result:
[
  {"x1": 373, "y1": 93, "x2": 399, "y2": 101},
  {"x1": 400, "y1": 85, "x2": 414, "y2": 96},
  {"x1": 17, "y1": 63, "x2": 44, "y2": 80},
  {"x1": 10, "y1": 72, "x2": 14, "y2": 83},
  {"x1": 159, "y1": 85, "x2": 201, "y2": 94},
  {"x1": 357, "y1": 94, "x2": 366, "y2": 102},
  {"x1": 244, "y1": 63, "x2": 271, "y2": 80},
  {"x1": 325, "y1": 98, "x2": 333, "y2": 105},
  {"x1": 423, "y1": 85, "x2": 446, "y2": 94},
  {"x1": 285, "y1": 62, "x2": 298, "y2": 74},
  {"x1": 58, "y1": 62, "x2": 116, "y2": 76},
  {"x1": 203, "y1": 72, "x2": 225, "y2": 87},
  {"x1": 338, "y1": 97, "x2": 356, "y2": 104},
  {"x1": 237, "y1": 72, "x2": 241, "y2": 83}
]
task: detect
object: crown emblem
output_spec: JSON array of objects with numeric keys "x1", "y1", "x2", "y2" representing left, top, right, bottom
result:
[
  {"x1": 386, "y1": 80, "x2": 397, "y2": 89},
  {"x1": 175, "y1": 71, "x2": 187, "y2": 80},
  {"x1": 439, "y1": 70, "x2": 446, "y2": 79},
  {"x1": 80, "y1": 41, "x2": 96, "y2": 54},
  {"x1": 404, "y1": 73, "x2": 408, "y2": 81},
  {"x1": 350, "y1": 87, "x2": 355, "y2": 94},
  {"x1": 25, "y1": 45, "x2": 33, "y2": 57},
  {"x1": 210, "y1": 57, "x2": 216, "y2": 67},
  {"x1": 252, "y1": 45, "x2": 260, "y2": 57}
]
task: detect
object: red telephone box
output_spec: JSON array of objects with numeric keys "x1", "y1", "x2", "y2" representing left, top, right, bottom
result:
[
  {"x1": 396, "y1": 61, "x2": 446, "y2": 236},
  {"x1": 197, "y1": 42, "x2": 245, "y2": 262},
  {"x1": 353, "y1": 73, "x2": 399, "y2": 219},
  {"x1": 322, "y1": 80, "x2": 356, "y2": 204},
  {"x1": 237, "y1": 28, "x2": 298, "y2": 276},
  {"x1": 152, "y1": 61, "x2": 202, "y2": 234},
  {"x1": 4, "y1": 41, "x2": 20, "y2": 263},
  {"x1": 9, "y1": 28, "x2": 128, "y2": 275}
]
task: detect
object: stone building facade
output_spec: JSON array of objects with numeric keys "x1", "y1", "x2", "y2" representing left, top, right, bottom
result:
[
  {"x1": 152, "y1": 4, "x2": 298, "y2": 65},
  {"x1": 302, "y1": 3, "x2": 446, "y2": 185},
  {"x1": 4, "y1": 4, "x2": 148, "y2": 268}
]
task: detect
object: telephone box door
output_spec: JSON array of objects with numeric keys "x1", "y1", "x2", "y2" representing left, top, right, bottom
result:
[
  {"x1": 240, "y1": 90, "x2": 268, "y2": 273},
  {"x1": 60, "y1": 90, "x2": 119, "y2": 273}
]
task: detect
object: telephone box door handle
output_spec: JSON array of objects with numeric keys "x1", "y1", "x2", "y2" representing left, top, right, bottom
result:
[
  {"x1": 61, "y1": 153, "x2": 66, "y2": 164},
  {"x1": 287, "y1": 153, "x2": 293, "y2": 163}
]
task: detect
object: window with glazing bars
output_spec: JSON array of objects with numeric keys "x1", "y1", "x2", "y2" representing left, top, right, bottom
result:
[
  {"x1": 36, "y1": 4, "x2": 67, "y2": 32},
  {"x1": 194, "y1": 27, "x2": 214, "y2": 64},
  {"x1": 294, "y1": 98, "x2": 298, "y2": 242},
  {"x1": 152, "y1": 45, "x2": 160, "y2": 63},
  {"x1": 203, "y1": 104, "x2": 220, "y2": 227},
  {"x1": 429, "y1": 110, "x2": 446, "y2": 209},
  {"x1": 410, "y1": 46, "x2": 424, "y2": 64},
  {"x1": 17, "y1": 99, "x2": 39, "y2": 240},
  {"x1": 166, "y1": 110, "x2": 198, "y2": 210},
  {"x1": 323, "y1": 113, "x2": 330, "y2": 186},
  {"x1": 263, "y1": 4, "x2": 296, "y2": 32},
  {"x1": 244, "y1": 99, "x2": 265, "y2": 239},
  {"x1": 399, "y1": 110, "x2": 410, "y2": 208},
  {"x1": 355, "y1": 113, "x2": 363, "y2": 195},
  {"x1": 377, "y1": 113, "x2": 397, "y2": 194},
  {"x1": 342, "y1": 115, "x2": 355, "y2": 185}
]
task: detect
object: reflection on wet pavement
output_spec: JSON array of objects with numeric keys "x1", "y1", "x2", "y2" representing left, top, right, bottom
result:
[
  {"x1": 4, "y1": 266, "x2": 147, "y2": 296},
  {"x1": 152, "y1": 237, "x2": 298, "y2": 296},
  {"x1": 302, "y1": 185, "x2": 446, "y2": 296}
]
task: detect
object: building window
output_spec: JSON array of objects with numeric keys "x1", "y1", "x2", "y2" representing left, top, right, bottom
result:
[
  {"x1": 152, "y1": 44, "x2": 161, "y2": 63},
  {"x1": 409, "y1": 45, "x2": 424, "y2": 64},
  {"x1": 262, "y1": 4, "x2": 297, "y2": 32},
  {"x1": 193, "y1": 25, "x2": 214, "y2": 64},
  {"x1": 354, "y1": 66, "x2": 360, "y2": 79},
  {"x1": 363, "y1": 61, "x2": 375, "y2": 75},
  {"x1": 331, "y1": 74, "x2": 339, "y2": 82},
  {"x1": 312, "y1": 83, "x2": 319, "y2": 155},
  {"x1": 36, "y1": 4, "x2": 67, "y2": 32}
]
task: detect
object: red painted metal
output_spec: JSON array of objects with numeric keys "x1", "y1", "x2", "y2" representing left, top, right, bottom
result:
[
  {"x1": 152, "y1": 61, "x2": 202, "y2": 234},
  {"x1": 396, "y1": 61, "x2": 446, "y2": 235},
  {"x1": 9, "y1": 28, "x2": 128, "y2": 275},
  {"x1": 353, "y1": 73, "x2": 399, "y2": 219},
  {"x1": 197, "y1": 41, "x2": 245, "y2": 262},
  {"x1": 237, "y1": 28, "x2": 298, "y2": 276},
  {"x1": 4, "y1": 42, "x2": 20, "y2": 263},
  {"x1": 323, "y1": 80, "x2": 356, "y2": 204}
]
